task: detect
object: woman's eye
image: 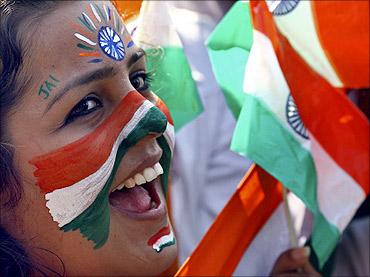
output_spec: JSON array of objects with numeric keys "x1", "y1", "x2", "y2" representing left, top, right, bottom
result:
[
  {"x1": 129, "y1": 70, "x2": 152, "y2": 92},
  {"x1": 65, "y1": 95, "x2": 103, "y2": 125}
]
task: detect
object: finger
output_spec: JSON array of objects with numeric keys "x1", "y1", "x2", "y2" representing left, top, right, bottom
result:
[
  {"x1": 271, "y1": 247, "x2": 311, "y2": 275},
  {"x1": 302, "y1": 261, "x2": 321, "y2": 276}
]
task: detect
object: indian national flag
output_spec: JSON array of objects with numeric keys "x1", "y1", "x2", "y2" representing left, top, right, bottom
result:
[
  {"x1": 30, "y1": 92, "x2": 174, "y2": 248},
  {"x1": 178, "y1": 1, "x2": 369, "y2": 275},
  {"x1": 134, "y1": 1, "x2": 203, "y2": 131},
  {"x1": 231, "y1": 0, "x2": 369, "y2": 268}
]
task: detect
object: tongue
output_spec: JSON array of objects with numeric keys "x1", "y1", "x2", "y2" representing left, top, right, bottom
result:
[{"x1": 109, "y1": 186, "x2": 152, "y2": 213}]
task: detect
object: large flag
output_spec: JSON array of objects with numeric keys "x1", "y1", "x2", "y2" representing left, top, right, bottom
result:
[
  {"x1": 133, "y1": 1, "x2": 203, "y2": 131},
  {"x1": 231, "y1": 0, "x2": 369, "y2": 268}
]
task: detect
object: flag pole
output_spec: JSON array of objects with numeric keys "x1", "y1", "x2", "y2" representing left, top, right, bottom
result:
[{"x1": 282, "y1": 187, "x2": 298, "y2": 247}]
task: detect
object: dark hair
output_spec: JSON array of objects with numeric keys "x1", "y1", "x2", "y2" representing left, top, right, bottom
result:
[{"x1": 0, "y1": 1, "x2": 62, "y2": 276}]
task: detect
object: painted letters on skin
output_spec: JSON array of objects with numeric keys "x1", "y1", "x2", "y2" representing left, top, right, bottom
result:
[
  {"x1": 38, "y1": 74, "x2": 60, "y2": 99},
  {"x1": 30, "y1": 91, "x2": 175, "y2": 248}
]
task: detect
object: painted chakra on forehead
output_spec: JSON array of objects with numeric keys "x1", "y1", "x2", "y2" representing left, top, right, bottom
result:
[{"x1": 73, "y1": 3, "x2": 135, "y2": 64}]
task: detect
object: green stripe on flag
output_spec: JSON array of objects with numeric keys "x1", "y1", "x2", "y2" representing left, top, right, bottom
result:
[
  {"x1": 206, "y1": 1, "x2": 253, "y2": 118},
  {"x1": 146, "y1": 47, "x2": 203, "y2": 131},
  {"x1": 232, "y1": 94, "x2": 341, "y2": 266}
]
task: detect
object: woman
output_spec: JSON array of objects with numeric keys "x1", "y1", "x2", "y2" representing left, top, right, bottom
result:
[{"x1": 0, "y1": 1, "x2": 318, "y2": 275}]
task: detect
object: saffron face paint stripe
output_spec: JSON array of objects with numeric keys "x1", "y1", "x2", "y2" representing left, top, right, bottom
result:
[
  {"x1": 45, "y1": 100, "x2": 155, "y2": 227},
  {"x1": 30, "y1": 91, "x2": 174, "y2": 248},
  {"x1": 61, "y1": 106, "x2": 169, "y2": 248},
  {"x1": 148, "y1": 226, "x2": 171, "y2": 246},
  {"x1": 30, "y1": 92, "x2": 146, "y2": 192},
  {"x1": 148, "y1": 226, "x2": 176, "y2": 253}
]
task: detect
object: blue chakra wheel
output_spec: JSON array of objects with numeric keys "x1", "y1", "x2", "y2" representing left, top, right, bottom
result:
[
  {"x1": 266, "y1": 0, "x2": 300, "y2": 16},
  {"x1": 98, "y1": 26, "x2": 125, "y2": 61},
  {"x1": 286, "y1": 94, "x2": 309, "y2": 139}
]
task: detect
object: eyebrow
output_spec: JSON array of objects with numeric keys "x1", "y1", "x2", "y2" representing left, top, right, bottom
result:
[
  {"x1": 128, "y1": 48, "x2": 146, "y2": 68},
  {"x1": 44, "y1": 66, "x2": 116, "y2": 115},
  {"x1": 43, "y1": 49, "x2": 146, "y2": 115}
]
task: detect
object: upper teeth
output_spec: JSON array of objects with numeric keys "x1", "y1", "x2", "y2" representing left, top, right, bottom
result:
[{"x1": 112, "y1": 162, "x2": 164, "y2": 192}]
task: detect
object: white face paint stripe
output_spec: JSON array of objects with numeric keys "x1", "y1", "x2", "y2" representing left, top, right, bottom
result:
[
  {"x1": 82, "y1": 12, "x2": 97, "y2": 30},
  {"x1": 163, "y1": 123, "x2": 175, "y2": 154},
  {"x1": 112, "y1": 10, "x2": 117, "y2": 30},
  {"x1": 74, "y1": 33, "x2": 97, "y2": 46},
  {"x1": 104, "y1": 5, "x2": 109, "y2": 22},
  {"x1": 90, "y1": 3, "x2": 102, "y2": 23},
  {"x1": 152, "y1": 230, "x2": 175, "y2": 252},
  {"x1": 45, "y1": 101, "x2": 154, "y2": 227}
]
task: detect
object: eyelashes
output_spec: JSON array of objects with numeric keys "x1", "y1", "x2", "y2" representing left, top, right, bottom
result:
[
  {"x1": 64, "y1": 94, "x2": 103, "y2": 126},
  {"x1": 57, "y1": 70, "x2": 154, "y2": 130},
  {"x1": 129, "y1": 70, "x2": 153, "y2": 92}
]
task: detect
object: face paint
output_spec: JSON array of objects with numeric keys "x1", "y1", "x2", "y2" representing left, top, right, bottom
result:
[
  {"x1": 38, "y1": 74, "x2": 60, "y2": 99},
  {"x1": 147, "y1": 225, "x2": 176, "y2": 253},
  {"x1": 74, "y1": 3, "x2": 128, "y2": 63},
  {"x1": 30, "y1": 91, "x2": 175, "y2": 248}
]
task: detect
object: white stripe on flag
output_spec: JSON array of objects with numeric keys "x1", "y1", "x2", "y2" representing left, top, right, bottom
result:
[
  {"x1": 45, "y1": 100, "x2": 154, "y2": 227},
  {"x1": 134, "y1": 1, "x2": 182, "y2": 48},
  {"x1": 272, "y1": 1, "x2": 343, "y2": 87},
  {"x1": 244, "y1": 30, "x2": 310, "y2": 149},
  {"x1": 234, "y1": 193, "x2": 306, "y2": 276},
  {"x1": 311, "y1": 134, "x2": 366, "y2": 231}
]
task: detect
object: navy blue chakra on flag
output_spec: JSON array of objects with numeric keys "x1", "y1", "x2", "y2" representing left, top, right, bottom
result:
[
  {"x1": 286, "y1": 94, "x2": 309, "y2": 139},
  {"x1": 98, "y1": 26, "x2": 125, "y2": 61},
  {"x1": 266, "y1": 0, "x2": 300, "y2": 16}
]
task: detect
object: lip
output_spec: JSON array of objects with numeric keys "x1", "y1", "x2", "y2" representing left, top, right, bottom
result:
[{"x1": 109, "y1": 177, "x2": 167, "y2": 221}]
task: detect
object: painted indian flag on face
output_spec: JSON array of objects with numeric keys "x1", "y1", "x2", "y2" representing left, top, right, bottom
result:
[{"x1": 30, "y1": 91, "x2": 175, "y2": 248}]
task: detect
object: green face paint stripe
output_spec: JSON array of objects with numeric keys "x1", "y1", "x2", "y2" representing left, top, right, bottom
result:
[
  {"x1": 95, "y1": 4, "x2": 107, "y2": 23},
  {"x1": 156, "y1": 136, "x2": 171, "y2": 197},
  {"x1": 77, "y1": 43, "x2": 95, "y2": 51},
  {"x1": 78, "y1": 16, "x2": 95, "y2": 33},
  {"x1": 62, "y1": 107, "x2": 168, "y2": 248},
  {"x1": 116, "y1": 18, "x2": 121, "y2": 33},
  {"x1": 156, "y1": 237, "x2": 176, "y2": 253}
]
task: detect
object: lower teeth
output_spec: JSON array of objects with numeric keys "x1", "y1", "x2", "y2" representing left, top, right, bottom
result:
[{"x1": 151, "y1": 201, "x2": 157, "y2": 209}]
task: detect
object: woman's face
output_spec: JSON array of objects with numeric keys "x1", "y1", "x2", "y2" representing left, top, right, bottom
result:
[{"x1": 3, "y1": 1, "x2": 177, "y2": 275}]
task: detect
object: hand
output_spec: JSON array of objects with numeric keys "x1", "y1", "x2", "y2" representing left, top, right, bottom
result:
[{"x1": 270, "y1": 247, "x2": 321, "y2": 276}]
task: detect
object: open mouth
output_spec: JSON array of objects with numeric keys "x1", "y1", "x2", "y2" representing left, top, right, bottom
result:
[{"x1": 109, "y1": 162, "x2": 164, "y2": 220}]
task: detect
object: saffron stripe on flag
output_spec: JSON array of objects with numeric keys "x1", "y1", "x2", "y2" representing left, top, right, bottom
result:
[
  {"x1": 175, "y1": 165, "x2": 283, "y2": 276},
  {"x1": 311, "y1": 1, "x2": 369, "y2": 88}
]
